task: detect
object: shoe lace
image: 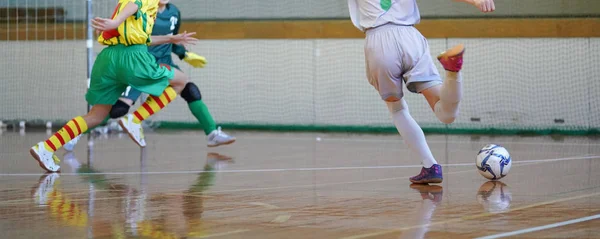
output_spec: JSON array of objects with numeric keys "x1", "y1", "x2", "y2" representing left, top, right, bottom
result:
[
  {"x1": 214, "y1": 127, "x2": 226, "y2": 137},
  {"x1": 52, "y1": 154, "x2": 61, "y2": 164},
  {"x1": 417, "y1": 167, "x2": 429, "y2": 177}
]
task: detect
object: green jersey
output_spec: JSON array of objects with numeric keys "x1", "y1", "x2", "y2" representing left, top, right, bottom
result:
[{"x1": 148, "y1": 3, "x2": 186, "y2": 68}]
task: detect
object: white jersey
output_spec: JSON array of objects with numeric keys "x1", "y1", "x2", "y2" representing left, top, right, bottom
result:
[{"x1": 348, "y1": 0, "x2": 421, "y2": 32}]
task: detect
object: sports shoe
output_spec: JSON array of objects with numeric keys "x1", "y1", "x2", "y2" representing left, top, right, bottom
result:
[
  {"x1": 437, "y1": 44, "x2": 465, "y2": 72},
  {"x1": 410, "y1": 184, "x2": 444, "y2": 203},
  {"x1": 119, "y1": 114, "x2": 146, "y2": 147},
  {"x1": 30, "y1": 142, "x2": 61, "y2": 172},
  {"x1": 207, "y1": 127, "x2": 236, "y2": 147},
  {"x1": 63, "y1": 134, "x2": 81, "y2": 152},
  {"x1": 409, "y1": 164, "x2": 443, "y2": 184},
  {"x1": 31, "y1": 172, "x2": 59, "y2": 205}
]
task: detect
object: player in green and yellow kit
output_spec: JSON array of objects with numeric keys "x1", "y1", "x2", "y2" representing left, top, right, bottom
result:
[
  {"x1": 63, "y1": 0, "x2": 235, "y2": 152},
  {"x1": 30, "y1": 0, "x2": 197, "y2": 172}
]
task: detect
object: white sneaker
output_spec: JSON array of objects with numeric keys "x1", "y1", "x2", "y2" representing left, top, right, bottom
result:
[
  {"x1": 119, "y1": 114, "x2": 146, "y2": 147},
  {"x1": 207, "y1": 127, "x2": 236, "y2": 147},
  {"x1": 32, "y1": 173, "x2": 60, "y2": 205},
  {"x1": 30, "y1": 142, "x2": 61, "y2": 172},
  {"x1": 63, "y1": 134, "x2": 81, "y2": 152}
]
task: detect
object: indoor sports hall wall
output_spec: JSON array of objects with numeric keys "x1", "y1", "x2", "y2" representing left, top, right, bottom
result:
[
  {"x1": 0, "y1": 1, "x2": 599, "y2": 135},
  {"x1": 1, "y1": 37, "x2": 599, "y2": 134}
]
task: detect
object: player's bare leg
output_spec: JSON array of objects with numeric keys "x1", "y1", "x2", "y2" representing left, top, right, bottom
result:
[
  {"x1": 30, "y1": 105, "x2": 111, "y2": 172},
  {"x1": 421, "y1": 44, "x2": 465, "y2": 124}
]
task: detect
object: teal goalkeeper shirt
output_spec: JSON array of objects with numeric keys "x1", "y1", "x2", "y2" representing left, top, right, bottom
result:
[{"x1": 148, "y1": 3, "x2": 186, "y2": 69}]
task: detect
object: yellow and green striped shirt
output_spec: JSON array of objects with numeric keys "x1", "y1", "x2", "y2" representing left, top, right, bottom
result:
[{"x1": 98, "y1": 0, "x2": 159, "y2": 46}]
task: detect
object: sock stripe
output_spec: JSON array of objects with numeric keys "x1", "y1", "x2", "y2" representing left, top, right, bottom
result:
[
  {"x1": 165, "y1": 93, "x2": 172, "y2": 102},
  {"x1": 158, "y1": 94, "x2": 169, "y2": 106},
  {"x1": 45, "y1": 139, "x2": 57, "y2": 151},
  {"x1": 142, "y1": 103, "x2": 154, "y2": 115},
  {"x1": 73, "y1": 118, "x2": 82, "y2": 134},
  {"x1": 134, "y1": 111, "x2": 144, "y2": 122},
  {"x1": 131, "y1": 87, "x2": 177, "y2": 123},
  {"x1": 151, "y1": 95, "x2": 165, "y2": 108},
  {"x1": 55, "y1": 132, "x2": 66, "y2": 145},
  {"x1": 64, "y1": 125, "x2": 75, "y2": 139},
  {"x1": 147, "y1": 98, "x2": 162, "y2": 113},
  {"x1": 164, "y1": 87, "x2": 174, "y2": 102}
]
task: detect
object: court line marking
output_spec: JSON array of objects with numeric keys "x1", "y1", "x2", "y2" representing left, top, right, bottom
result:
[
  {"x1": 474, "y1": 214, "x2": 600, "y2": 239},
  {"x1": 249, "y1": 202, "x2": 293, "y2": 223},
  {"x1": 0, "y1": 155, "x2": 597, "y2": 177},
  {"x1": 197, "y1": 229, "x2": 250, "y2": 238},
  {"x1": 249, "y1": 202, "x2": 280, "y2": 209},
  {"x1": 339, "y1": 192, "x2": 600, "y2": 239},
  {"x1": 235, "y1": 134, "x2": 600, "y2": 146}
]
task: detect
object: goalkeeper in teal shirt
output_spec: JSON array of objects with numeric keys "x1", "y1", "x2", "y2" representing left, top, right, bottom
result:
[{"x1": 66, "y1": 0, "x2": 235, "y2": 150}]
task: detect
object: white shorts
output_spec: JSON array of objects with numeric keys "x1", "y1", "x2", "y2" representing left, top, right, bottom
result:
[{"x1": 364, "y1": 23, "x2": 442, "y2": 100}]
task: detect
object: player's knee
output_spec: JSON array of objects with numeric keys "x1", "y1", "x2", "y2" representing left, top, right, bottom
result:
[
  {"x1": 109, "y1": 100, "x2": 131, "y2": 119},
  {"x1": 434, "y1": 102, "x2": 459, "y2": 124},
  {"x1": 384, "y1": 96, "x2": 400, "y2": 102},
  {"x1": 438, "y1": 115, "x2": 456, "y2": 124},
  {"x1": 180, "y1": 82, "x2": 202, "y2": 103},
  {"x1": 435, "y1": 110, "x2": 457, "y2": 124},
  {"x1": 385, "y1": 99, "x2": 407, "y2": 113}
]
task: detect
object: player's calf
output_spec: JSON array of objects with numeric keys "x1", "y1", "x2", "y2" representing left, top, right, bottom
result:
[
  {"x1": 418, "y1": 44, "x2": 466, "y2": 125},
  {"x1": 109, "y1": 99, "x2": 132, "y2": 119},
  {"x1": 119, "y1": 86, "x2": 178, "y2": 148},
  {"x1": 30, "y1": 105, "x2": 109, "y2": 172},
  {"x1": 181, "y1": 82, "x2": 236, "y2": 147}
]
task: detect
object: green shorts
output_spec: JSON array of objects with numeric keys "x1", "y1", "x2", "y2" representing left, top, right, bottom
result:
[{"x1": 86, "y1": 44, "x2": 175, "y2": 105}]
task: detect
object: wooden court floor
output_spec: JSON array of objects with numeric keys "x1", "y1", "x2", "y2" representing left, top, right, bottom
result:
[{"x1": 0, "y1": 130, "x2": 599, "y2": 238}]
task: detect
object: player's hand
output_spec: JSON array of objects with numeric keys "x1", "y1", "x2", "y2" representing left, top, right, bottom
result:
[
  {"x1": 91, "y1": 17, "x2": 120, "y2": 31},
  {"x1": 172, "y1": 31, "x2": 198, "y2": 47},
  {"x1": 184, "y1": 52, "x2": 207, "y2": 68},
  {"x1": 471, "y1": 0, "x2": 495, "y2": 13}
]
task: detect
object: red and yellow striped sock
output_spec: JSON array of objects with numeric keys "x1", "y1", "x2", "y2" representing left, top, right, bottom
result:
[
  {"x1": 44, "y1": 116, "x2": 88, "y2": 152},
  {"x1": 132, "y1": 86, "x2": 177, "y2": 123}
]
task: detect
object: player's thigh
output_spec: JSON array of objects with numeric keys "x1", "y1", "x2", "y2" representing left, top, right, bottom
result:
[
  {"x1": 402, "y1": 31, "x2": 442, "y2": 95},
  {"x1": 87, "y1": 49, "x2": 128, "y2": 105},
  {"x1": 124, "y1": 52, "x2": 176, "y2": 97},
  {"x1": 364, "y1": 33, "x2": 404, "y2": 101},
  {"x1": 86, "y1": 77, "x2": 128, "y2": 106},
  {"x1": 421, "y1": 84, "x2": 442, "y2": 111}
]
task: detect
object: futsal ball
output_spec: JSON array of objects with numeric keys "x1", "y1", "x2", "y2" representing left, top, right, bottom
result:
[{"x1": 476, "y1": 144, "x2": 512, "y2": 180}]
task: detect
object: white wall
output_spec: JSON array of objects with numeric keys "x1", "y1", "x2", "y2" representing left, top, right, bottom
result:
[{"x1": 1, "y1": 38, "x2": 599, "y2": 130}]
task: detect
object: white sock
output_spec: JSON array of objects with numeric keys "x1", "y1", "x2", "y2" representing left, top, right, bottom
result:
[
  {"x1": 434, "y1": 71, "x2": 463, "y2": 124},
  {"x1": 386, "y1": 100, "x2": 438, "y2": 168}
]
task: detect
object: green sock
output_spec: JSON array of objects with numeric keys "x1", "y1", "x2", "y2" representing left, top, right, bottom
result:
[{"x1": 188, "y1": 100, "x2": 217, "y2": 135}]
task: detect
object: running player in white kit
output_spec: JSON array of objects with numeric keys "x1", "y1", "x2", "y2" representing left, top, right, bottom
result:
[{"x1": 348, "y1": 0, "x2": 495, "y2": 184}]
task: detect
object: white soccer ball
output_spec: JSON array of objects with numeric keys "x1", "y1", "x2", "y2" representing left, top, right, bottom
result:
[{"x1": 476, "y1": 144, "x2": 512, "y2": 180}]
